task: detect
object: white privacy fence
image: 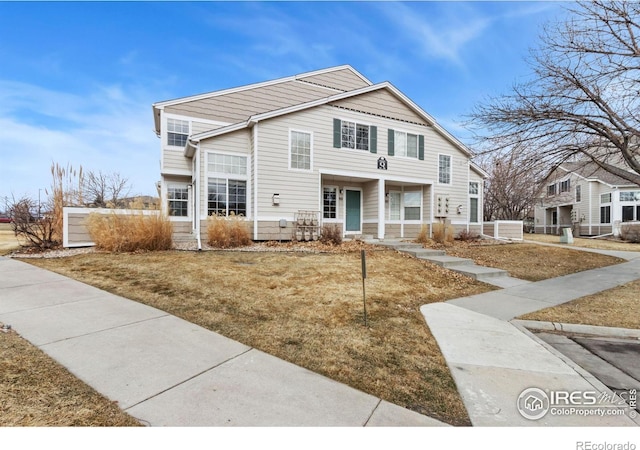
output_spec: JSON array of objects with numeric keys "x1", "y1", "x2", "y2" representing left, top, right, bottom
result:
[{"x1": 483, "y1": 220, "x2": 524, "y2": 241}]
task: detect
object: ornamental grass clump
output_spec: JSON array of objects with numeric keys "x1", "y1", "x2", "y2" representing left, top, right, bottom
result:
[
  {"x1": 86, "y1": 212, "x2": 173, "y2": 252},
  {"x1": 206, "y1": 214, "x2": 252, "y2": 248}
]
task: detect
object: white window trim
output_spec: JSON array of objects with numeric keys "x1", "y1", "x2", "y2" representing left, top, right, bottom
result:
[
  {"x1": 205, "y1": 151, "x2": 250, "y2": 219},
  {"x1": 403, "y1": 190, "x2": 423, "y2": 222},
  {"x1": 338, "y1": 118, "x2": 372, "y2": 152},
  {"x1": 392, "y1": 129, "x2": 419, "y2": 160},
  {"x1": 469, "y1": 181, "x2": 480, "y2": 224},
  {"x1": 166, "y1": 116, "x2": 190, "y2": 149},
  {"x1": 322, "y1": 185, "x2": 339, "y2": 222},
  {"x1": 288, "y1": 128, "x2": 313, "y2": 172},
  {"x1": 438, "y1": 154, "x2": 452, "y2": 185},
  {"x1": 166, "y1": 182, "x2": 191, "y2": 221}
]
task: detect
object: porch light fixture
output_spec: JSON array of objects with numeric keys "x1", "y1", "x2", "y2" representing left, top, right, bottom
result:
[{"x1": 272, "y1": 193, "x2": 280, "y2": 206}]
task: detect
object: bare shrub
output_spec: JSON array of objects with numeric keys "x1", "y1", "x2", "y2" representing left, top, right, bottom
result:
[
  {"x1": 620, "y1": 222, "x2": 640, "y2": 243},
  {"x1": 86, "y1": 212, "x2": 173, "y2": 252},
  {"x1": 207, "y1": 214, "x2": 252, "y2": 248},
  {"x1": 9, "y1": 197, "x2": 58, "y2": 249},
  {"x1": 319, "y1": 224, "x2": 342, "y2": 245},
  {"x1": 457, "y1": 229, "x2": 481, "y2": 242},
  {"x1": 432, "y1": 222, "x2": 454, "y2": 245},
  {"x1": 416, "y1": 224, "x2": 430, "y2": 244}
]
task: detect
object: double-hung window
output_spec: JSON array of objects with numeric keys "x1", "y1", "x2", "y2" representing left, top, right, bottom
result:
[
  {"x1": 167, "y1": 118, "x2": 189, "y2": 147},
  {"x1": 290, "y1": 130, "x2": 312, "y2": 170},
  {"x1": 394, "y1": 131, "x2": 418, "y2": 158},
  {"x1": 207, "y1": 153, "x2": 248, "y2": 216},
  {"x1": 547, "y1": 184, "x2": 556, "y2": 196},
  {"x1": 600, "y1": 193, "x2": 611, "y2": 224},
  {"x1": 388, "y1": 129, "x2": 424, "y2": 160},
  {"x1": 576, "y1": 185, "x2": 581, "y2": 202},
  {"x1": 560, "y1": 179, "x2": 571, "y2": 193},
  {"x1": 469, "y1": 182, "x2": 479, "y2": 223},
  {"x1": 438, "y1": 155, "x2": 451, "y2": 184},
  {"x1": 167, "y1": 185, "x2": 189, "y2": 217},
  {"x1": 340, "y1": 120, "x2": 369, "y2": 151},
  {"x1": 404, "y1": 192, "x2": 421, "y2": 220}
]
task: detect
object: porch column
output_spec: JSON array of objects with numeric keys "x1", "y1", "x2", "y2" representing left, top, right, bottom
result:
[{"x1": 378, "y1": 178, "x2": 385, "y2": 240}]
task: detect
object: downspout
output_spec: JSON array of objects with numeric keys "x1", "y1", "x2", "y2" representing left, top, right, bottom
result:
[
  {"x1": 253, "y1": 123, "x2": 259, "y2": 240},
  {"x1": 194, "y1": 143, "x2": 202, "y2": 250}
]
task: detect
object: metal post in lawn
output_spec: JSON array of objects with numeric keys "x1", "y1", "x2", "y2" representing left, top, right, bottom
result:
[{"x1": 361, "y1": 249, "x2": 368, "y2": 327}]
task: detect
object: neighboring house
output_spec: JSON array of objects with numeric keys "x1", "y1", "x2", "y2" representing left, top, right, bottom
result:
[
  {"x1": 534, "y1": 161, "x2": 640, "y2": 236},
  {"x1": 152, "y1": 65, "x2": 486, "y2": 244}
]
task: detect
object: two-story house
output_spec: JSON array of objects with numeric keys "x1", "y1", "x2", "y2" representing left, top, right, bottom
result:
[
  {"x1": 152, "y1": 65, "x2": 486, "y2": 245},
  {"x1": 535, "y1": 160, "x2": 640, "y2": 236}
]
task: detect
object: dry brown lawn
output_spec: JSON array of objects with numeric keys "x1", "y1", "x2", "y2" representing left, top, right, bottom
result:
[
  {"x1": 525, "y1": 233, "x2": 640, "y2": 252},
  {"x1": 0, "y1": 223, "x2": 23, "y2": 254},
  {"x1": 26, "y1": 245, "x2": 495, "y2": 426},
  {"x1": 0, "y1": 326, "x2": 141, "y2": 426},
  {"x1": 431, "y1": 241, "x2": 625, "y2": 281},
  {"x1": 13, "y1": 238, "x2": 633, "y2": 426},
  {"x1": 519, "y1": 279, "x2": 640, "y2": 330}
]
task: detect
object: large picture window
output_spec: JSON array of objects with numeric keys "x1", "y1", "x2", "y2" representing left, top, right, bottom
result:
[
  {"x1": 208, "y1": 179, "x2": 246, "y2": 216},
  {"x1": 167, "y1": 118, "x2": 189, "y2": 147},
  {"x1": 207, "y1": 152, "x2": 248, "y2": 217}
]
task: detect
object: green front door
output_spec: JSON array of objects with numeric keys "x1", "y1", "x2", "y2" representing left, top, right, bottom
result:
[{"x1": 345, "y1": 190, "x2": 361, "y2": 232}]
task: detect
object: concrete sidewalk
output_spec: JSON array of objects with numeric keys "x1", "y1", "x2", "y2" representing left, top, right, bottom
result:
[
  {"x1": 421, "y1": 250, "x2": 640, "y2": 426},
  {"x1": 0, "y1": 257, "x2": 445, "y2": 427}
]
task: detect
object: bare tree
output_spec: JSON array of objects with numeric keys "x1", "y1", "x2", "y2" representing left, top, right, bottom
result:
[
  {"x1": 479, "y1": 147, "x2": 541, "y2": 221},
  {"x1": 470, "y1": 1, "x2": 640, "y2": 185},
  {"x1": 83, "y1": 171, "x2": 131, "y2": 208}
]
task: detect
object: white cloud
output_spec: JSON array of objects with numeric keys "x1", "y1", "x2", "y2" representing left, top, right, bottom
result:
[{"x1": 0, "y1": 80, "x2": 159, "y2": 202}]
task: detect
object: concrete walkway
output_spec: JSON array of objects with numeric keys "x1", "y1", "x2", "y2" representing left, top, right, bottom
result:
[
  {"x1": 421, "y1": 246, "x2": 640, "y2": 426},
  {"x1": 0, "y1": 257, "x2": 446, "y2": 427}
]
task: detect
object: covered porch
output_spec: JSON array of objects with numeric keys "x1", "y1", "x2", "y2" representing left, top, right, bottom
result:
[{"x1": 320, "y1": 170, "x2": 433, "y2": 240}]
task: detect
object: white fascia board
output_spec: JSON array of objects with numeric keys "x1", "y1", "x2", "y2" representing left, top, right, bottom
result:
[
  {"x1": 319, "y1": 168, "x2": 432, "y2": 185},
  {"x1": 470, "y1": 161, "x2": 489, "y2": 178},
  {"x1": 190, "y1": 121, "x2": 251, "y2": 142}
]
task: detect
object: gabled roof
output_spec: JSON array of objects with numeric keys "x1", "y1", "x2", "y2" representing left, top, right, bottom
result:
[
  {"x1": 152, "y1": 65, "x2": 372, "y2": 133},
  {"x1": 559, "y1": 161, "x2": 639, "y2": 187},
  {"x1": 186, "y1": 81, "x2": 474, "y2": 159}
]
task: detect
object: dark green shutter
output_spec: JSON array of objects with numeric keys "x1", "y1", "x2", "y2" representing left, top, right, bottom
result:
[
  {"x1": 418, "y1": 135, "x2": 425, "y2": 160},
  {"x1": 370, "y1": 126, "x2": 377, "y2": 154},
  {"x1": 333, "y1": 118, "x2": 341, "y2": 148},
  {"x1": 388, "y1": 129, "x2": 395, "y2": 156}
]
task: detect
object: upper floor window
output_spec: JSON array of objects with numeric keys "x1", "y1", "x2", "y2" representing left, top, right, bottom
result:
[
  {"x1": 601, "y1": 193, "x2": 612, "y2": 204},
  {"x1": 394, "y1": 131, "x2": 418, "y2": 158},
  {"x1": 290, "y1": 130, "x2": 312, "y2": 170},
  {"x1": 167, "y1": 118, "x2": 189, "y2": 147},
  {"x1": 167, "y1": 185, "x2": 188, "y2": 217},
  {"x1": 341, "y1": 120, "x2": 369, "y2": 151},
  {"x1": 576, "y1": 185, "x2": 581, "y2": 202},
  {"x1": 560, "y1": 179, "x2": 571, "y2": 193},
  {"x1": 469, "y1": 182, "x2": 479, "y2": 195},
  {"x1": 547, "y1": 184, "x2": 556, "y2": 196},
  {"x1": 438, "y1": 155, "x2": 451, "y2": 184}
]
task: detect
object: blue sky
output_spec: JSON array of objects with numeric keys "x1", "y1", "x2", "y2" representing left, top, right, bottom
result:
[{"x1": 0, "y1": 1, "x2": 565, "y2": 205}]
